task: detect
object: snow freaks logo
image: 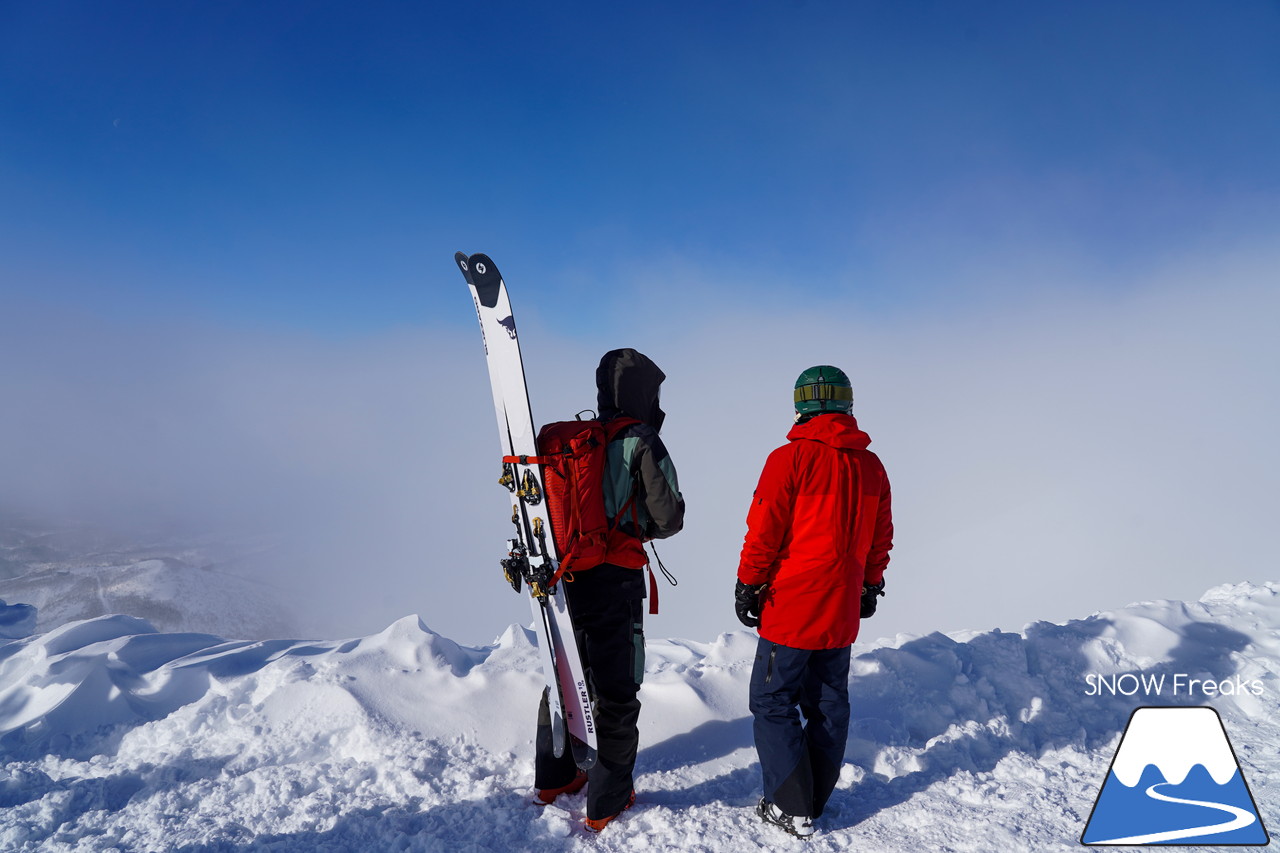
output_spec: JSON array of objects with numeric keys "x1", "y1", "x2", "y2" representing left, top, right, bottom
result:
[{"x1": 1081, "y1": 707, "x2": 1270, "y2": 846}]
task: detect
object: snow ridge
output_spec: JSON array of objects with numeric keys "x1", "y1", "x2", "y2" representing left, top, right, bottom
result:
[{"x1": 0, "y1": 582, "x2": 1276, "y2": 852}]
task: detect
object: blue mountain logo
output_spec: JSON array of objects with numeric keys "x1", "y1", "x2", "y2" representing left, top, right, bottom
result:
[{"x1": 1082, "y1": 706, "x2": 1269, "y2": 846}]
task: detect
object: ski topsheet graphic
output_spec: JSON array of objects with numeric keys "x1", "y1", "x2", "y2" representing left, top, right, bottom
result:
[
  {"x1": 455, "y1": 251, "x2": 598, "y2": 770},
  {"x1": 1081, "y1": 706, "x2": 1269, "y2": 846}
]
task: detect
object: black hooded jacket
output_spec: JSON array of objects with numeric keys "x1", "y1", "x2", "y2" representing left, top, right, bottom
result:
[
  {"x1": 594, "y1": 349, "x2": 684, "y2": 543},
  {"x1": 596, "y1": 348, "x2": 667, "y2": 432}
]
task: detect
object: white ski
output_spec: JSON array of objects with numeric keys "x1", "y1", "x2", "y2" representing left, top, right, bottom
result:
[{"x1": 456, "y1": 251, "x2": 597, "y2": 769}]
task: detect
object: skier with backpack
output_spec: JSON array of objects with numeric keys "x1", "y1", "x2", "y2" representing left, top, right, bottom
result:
[
  {"x1": 533, "y1": 348, "x2": 685, "y2": 832},
  {"x1": 734, "y1": 366, "x2": 893, "y2": 840}
]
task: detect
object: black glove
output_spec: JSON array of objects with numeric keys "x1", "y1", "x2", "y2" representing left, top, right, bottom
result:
[
  {"x1": 861, "y1": 580, "x2": 885, "y2": 619},
  {"x1": 734, "y1": 580, "x2": 765, "y2": 628}
]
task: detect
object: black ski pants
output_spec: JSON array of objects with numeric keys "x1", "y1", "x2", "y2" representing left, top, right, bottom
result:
[
  {"x1": 535, "y1": 566, "x2": 645, "y2": 821},
  {"x1": 748, "y1": 637, "x2": 851, "y2": 819}
]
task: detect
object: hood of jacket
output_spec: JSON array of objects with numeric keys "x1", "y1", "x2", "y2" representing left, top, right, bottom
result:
[
  {"x1": 596, "y1": 348, "x2": 666, "y2": 430},
  {"x1": 786, "y1": 412, "x2": 871, "y2": 450}
]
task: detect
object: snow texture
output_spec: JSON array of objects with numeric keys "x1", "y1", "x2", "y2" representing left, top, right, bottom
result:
[{"x1": 0, "y1": 581, "x2": 1277, "y2": 851}]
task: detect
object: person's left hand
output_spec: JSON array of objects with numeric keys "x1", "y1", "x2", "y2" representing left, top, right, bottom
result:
[
  {"x1": 734, "y1": 580, "x2": 765, "y2": 628},
  {"x1": 861, "y1": 580, "x2": 885, "y2": 619}
]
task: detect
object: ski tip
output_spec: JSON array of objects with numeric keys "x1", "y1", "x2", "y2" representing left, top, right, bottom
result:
[
  {"x1": 467, "y1": 253, "x2": 504, "y2": 308},
  {"x1": 454, "y1": 251, "x2": 474, "y2": 284},
  {"x1": 468, "y1": 253, "x2": 500, "y2": 282}
]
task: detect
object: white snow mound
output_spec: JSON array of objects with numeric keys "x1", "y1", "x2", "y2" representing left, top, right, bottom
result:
[{"x1": 0, "y1": 581, "x2": 1276, "y2": 852}]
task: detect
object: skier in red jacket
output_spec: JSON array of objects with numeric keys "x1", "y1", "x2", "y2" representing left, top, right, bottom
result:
[{"x1": 735, "y1": 365, "x2": 893, "y2": 839}]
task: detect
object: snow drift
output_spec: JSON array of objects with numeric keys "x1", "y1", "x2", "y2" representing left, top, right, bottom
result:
[{"x1": 0, "y1": 582, "x2": 1276, "y2": 851}]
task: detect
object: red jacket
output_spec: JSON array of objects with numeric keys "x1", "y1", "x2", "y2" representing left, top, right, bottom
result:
[{"x1": 737, "y1": 414, "x2": 893, "y2": 650}]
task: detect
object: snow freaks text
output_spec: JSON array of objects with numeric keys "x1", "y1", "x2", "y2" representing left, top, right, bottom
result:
[{"x1": 1083, "y1": 673, "x2": 1265, "y2": 697}]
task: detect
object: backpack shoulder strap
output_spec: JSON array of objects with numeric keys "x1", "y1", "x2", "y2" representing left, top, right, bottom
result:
[{"x1": 601, "y1": 415, "x2": 641, "y2": 442}]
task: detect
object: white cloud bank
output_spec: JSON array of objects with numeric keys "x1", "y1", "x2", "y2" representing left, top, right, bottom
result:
[{"x1": 1, "y1": 240, "x2": 1276, "y2": 644}]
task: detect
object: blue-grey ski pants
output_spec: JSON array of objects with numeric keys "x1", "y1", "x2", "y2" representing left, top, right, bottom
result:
[{"x1": 748, "y1": 637, "x2": 851, "y2": 818}]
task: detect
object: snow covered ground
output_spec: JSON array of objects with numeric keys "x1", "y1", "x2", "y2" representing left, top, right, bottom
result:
[
  {"x1": 0, "y1": 559, "x2": 297, "y2": 643},
  {"x1": 0, "y1": 582, "x2": 1276, "y2": 851},
  {"x1": 0, "y1": 515, "x2": 297, "y2": 641}
]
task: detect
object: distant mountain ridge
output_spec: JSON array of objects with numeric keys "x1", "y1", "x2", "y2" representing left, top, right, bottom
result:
[{"x1": 0, "y1": 512, "x2": 297, "y2": 640}]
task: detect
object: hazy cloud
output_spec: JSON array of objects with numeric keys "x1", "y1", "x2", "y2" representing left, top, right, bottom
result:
[{"x1": 2, "y1": 239, "x2": 1276, "y2": 644}]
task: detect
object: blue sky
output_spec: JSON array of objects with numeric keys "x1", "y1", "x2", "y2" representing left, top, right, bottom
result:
[
  {"x1": 3, "y1": 2, "x2": 1280, "y2": 642},
  {"x1": 4, "y1": 1, "x2": 1278, "y2": 332}
]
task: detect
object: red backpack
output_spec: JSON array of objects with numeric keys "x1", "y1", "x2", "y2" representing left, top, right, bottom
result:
[{"x1": 530, "y1": 416, "x2": 641, "y2": 584}]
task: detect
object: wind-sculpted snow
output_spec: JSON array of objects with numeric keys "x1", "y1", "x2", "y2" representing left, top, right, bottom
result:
[{"x1": 0, "y1": 582, "x2": 1276, "y2": 851}]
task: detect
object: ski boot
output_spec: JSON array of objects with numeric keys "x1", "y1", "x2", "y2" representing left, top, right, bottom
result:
[
  {"x1": 583, "y1": 789, "x2": 636, "y2": 833},
  {"x1": 757, "y1": 798, "x2": 815, "y2": 840},
  {"x1": 534, "y1": 770, "x2": 587, "y2": 806}
]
